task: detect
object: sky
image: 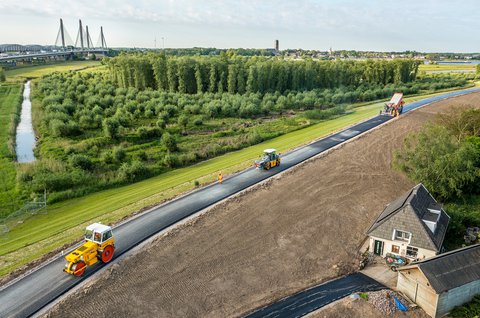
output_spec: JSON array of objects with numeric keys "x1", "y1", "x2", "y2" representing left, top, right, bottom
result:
[{"x1": 0, "y1": 0, "x2": 478, "y2": 52}]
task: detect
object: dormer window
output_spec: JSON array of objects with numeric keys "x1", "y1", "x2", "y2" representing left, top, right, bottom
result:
[{"x1": 394, "y1": 229, "x2": 411, "y2": 242}]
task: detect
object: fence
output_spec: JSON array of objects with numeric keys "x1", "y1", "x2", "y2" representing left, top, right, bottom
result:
[{"x1": 0, "y1": 190, "x2": 47, "y2": 239}]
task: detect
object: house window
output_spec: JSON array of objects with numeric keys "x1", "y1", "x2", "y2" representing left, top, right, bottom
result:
[
  {"x1": 394, "y1": 230, "x2": 411, "y2": 242},
  {"x1": 406, "y1": 246, "x2": 418, "y2": 258},
  {"x1": 391, "y1": 245, "x2": 400, "y2": 253}
]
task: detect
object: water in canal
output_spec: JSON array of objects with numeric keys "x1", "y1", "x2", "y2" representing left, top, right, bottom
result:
[{"x1": 16, "y1": 81, "x2": 36, "y2": 163}]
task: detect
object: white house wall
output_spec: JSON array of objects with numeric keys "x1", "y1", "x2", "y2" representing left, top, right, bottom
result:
[{"x1": 369, "y1": 236, "x2": 437, "y2": 260}]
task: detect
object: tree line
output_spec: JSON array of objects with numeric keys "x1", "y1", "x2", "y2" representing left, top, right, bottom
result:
[{"x1": 107, "y1": 54, "x2": 421, "y2": 94}]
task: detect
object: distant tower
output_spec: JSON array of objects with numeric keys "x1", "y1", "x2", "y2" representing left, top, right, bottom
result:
[{"x1": 275, "y1": 39, "x2": 279, "y2": 52}]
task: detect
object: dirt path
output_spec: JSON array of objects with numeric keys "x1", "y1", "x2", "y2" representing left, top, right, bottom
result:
[{"x1": 44, "y1": 93, "x2": 480, "y2": 318}]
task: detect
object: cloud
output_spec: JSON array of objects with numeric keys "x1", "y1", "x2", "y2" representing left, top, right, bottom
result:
[{"x1": 0, "y1": 0, "x2": 478, "y2": 51}]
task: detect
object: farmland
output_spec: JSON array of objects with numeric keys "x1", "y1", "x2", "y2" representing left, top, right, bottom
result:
[
  {"x1": 418, "y1": 63, "x2": 476, "y2": 72},
  {"x1": 4, "y1": 61, "x2": 101, "y2": 81}
]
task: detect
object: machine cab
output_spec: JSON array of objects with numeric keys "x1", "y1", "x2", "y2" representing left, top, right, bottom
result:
[
  {"x1": 263, "y1": 148, "x2": 277, "y2": 161},
  {"x1": 85, "y1": 223, "x2": 113, "y2": 245}
]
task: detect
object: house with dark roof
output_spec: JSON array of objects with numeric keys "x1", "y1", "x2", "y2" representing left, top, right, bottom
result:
[
  {"x1": 367, "y1": 184, "x2": 450, "y2": 260},
  {"x1": 396, "y1": 244, "x2": 480, "y2": 317}
]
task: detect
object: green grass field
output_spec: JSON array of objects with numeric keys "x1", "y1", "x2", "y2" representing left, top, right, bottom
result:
[
  {"x1": 0, "y1": 88, "x2": 468, "y2": 277},
  {"x1": 0, "y1": 82, "x2": 22, "y2": 218},
  {"x1": 419, "y1": 63, "x2": 476, "y2": 72},
  {"x1": 5, "y1": 61, "x2": 101, "y2": 81}
]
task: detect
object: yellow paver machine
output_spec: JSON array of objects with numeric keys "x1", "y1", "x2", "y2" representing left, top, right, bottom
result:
[{"x1": 64, "y1": 223, "x2": 115, "y2": 277}]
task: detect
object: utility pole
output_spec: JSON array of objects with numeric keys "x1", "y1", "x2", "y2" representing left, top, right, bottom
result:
[
  {"x1": 60, "y1": 18, "x2": 66, "y2": 50},
  {"x1": 79, "y1": 19, "x2": 84, "y2": 50}
]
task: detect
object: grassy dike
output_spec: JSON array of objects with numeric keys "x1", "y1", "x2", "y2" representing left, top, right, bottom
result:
[{"x1": 0, "y1": 87, "x2": 471, "y2": 277}]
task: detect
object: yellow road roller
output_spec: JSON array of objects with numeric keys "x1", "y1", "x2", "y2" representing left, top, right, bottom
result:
[{"x1": 64, "y1": 223, "x2": 115, "y2": 277}]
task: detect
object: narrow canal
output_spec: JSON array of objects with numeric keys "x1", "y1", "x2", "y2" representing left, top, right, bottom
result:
[{"x1": 16, "y1": 80, "x2": 36, "y2": 163}]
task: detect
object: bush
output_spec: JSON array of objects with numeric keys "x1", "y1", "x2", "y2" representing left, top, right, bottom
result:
[
  {"x1": 163, "y1": 151, "x2": 178, "y2": 168},
  {"x1": 156, "y1": 119, "x2": 167, "y2": 129},
  {"x1": 450, "y1": 295, "x2": 480, "y2": 318},
  {"x1": 112, "y1": 146, "x2": 127, "y2": 163},
  {"x1": 102, "y1": 151, "x2": 114, "y2": 164},
  {"x1": 69, "y1": 154, "x2": 93, "y2": 170},
  {"x1": 193, "y1": 117, "x2": 203, "y2": 126},
  {"x1": 136, "y1": 151, "x2": 148, "y2": 161},
  {"x1": 0, "y1": 67, "x2": 5, "y2": 82},
  {"x1": 161, "y1": 132, "x2": 177, "y2": 152},
  {"x1": 305, "y1": 105, "x2": 346, "y2": 120},
  {"x1": 103, "y1": 117, "x2": 121, "y2": 138},
  {"x1": 394, "y1": 124, "x2": 480, "y2": 201},
  {"x1": 178, "y1": 114, "x2": 189, "y2": 130},
  {"x1": 118, "y1": 160, "x2": 149, "y2": 182}
]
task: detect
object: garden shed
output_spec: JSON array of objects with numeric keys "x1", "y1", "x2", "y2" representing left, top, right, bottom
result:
[{"x1": 397, "y1": 244, "x2": 480, "y2": 317}]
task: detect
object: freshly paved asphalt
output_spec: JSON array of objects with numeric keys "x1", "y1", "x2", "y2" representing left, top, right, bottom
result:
[
  {"x1": 244, "y1": 273, "x2": 385, "y2": 318},
  {"x1": 1, "y1": 88, "x2": 479, "y2": 317}
]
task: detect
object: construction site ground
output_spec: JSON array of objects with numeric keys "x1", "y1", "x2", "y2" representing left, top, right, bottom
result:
[
  {"x1": 308, "y1": 293, "x2": 430, "y2": 318},
  {"x1": 43, "y1": 92, "x2": 480, "y2": 318}
]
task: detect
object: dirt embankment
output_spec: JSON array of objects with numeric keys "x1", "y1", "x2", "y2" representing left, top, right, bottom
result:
[{"x1": 44, "y1": 93, "x2": 480, "y2": 318}]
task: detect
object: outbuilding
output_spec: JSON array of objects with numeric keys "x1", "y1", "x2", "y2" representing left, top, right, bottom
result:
[{"x1": 396, "y1": 244, "x2": 480, "y2": 317}]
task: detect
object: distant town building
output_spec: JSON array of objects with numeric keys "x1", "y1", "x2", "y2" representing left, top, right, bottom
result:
[{"x1": 275, "y1": 40, "x2": 279, "y2": 52}]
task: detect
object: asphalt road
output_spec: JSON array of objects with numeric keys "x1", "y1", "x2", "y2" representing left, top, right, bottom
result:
[
  {"x1": 244, "y1": 273, "x2": 385, "y2": 318},
  {"x1": 1, "y1": 88, "x2": 479, "y2": 317}
]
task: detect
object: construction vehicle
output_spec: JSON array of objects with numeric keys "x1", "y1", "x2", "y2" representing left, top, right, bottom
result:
[
  {"x1": 382, "y1": 92, "x2": 405, "y2": 117},
  {"x1": 64, "y1": 223, "x2": 115, "y2": 277},
  {"x1": 255, "y1": 149, "x2": 281, "y2": 170}
]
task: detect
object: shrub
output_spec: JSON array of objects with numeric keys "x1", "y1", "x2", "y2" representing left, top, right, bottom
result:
[
  {"x1": 163, "y1": 151, "x2": 178, "y2": 168},
  {"x1": 102, "y1": 151, "x2": 114, "y2": 164},
  {"x1": 450, "y1": 294, "x2": 480, "y2": 318},
  {"x1": 394, "y1": 124, "x2": 480, "y2": 201},
  {"x1": 112, "y1": 146, "x2": 127, "y2": 163},
  {"x1": 0, "y1": 67, "x2": 5, "y2": 82},
  {"x1": 103, "y1": 117, "x2": 121, "y2": 139},
  {"x1": 156, "y1": 119, "x2": 167, "y2": 129},
  {"x1": 178, "y1": 114, "x2": 189, "y2": 130},
  {"x1": 136, "y1": 151, "x2": 148, "y2": 161},
  {"x1": 193, "y1": 117, "x2": 203, "y2": 126},
  {"x1": 118, "y1": 160, "x2": 149, "y2": 182},
  {"x1": 161, "y1": 132, "x2": 177, "y2": 152},
  {"x1": 69, "y1": 154, "x2": 93, "y2": 170}
]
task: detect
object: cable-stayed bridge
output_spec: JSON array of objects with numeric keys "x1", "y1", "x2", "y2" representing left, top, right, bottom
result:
[{"x1": 0, "y1": 18, "x2": 109, "y2": 62}]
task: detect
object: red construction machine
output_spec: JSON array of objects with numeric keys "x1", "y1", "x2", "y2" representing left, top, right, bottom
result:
[{"x1": 382, "y1": 92, "x2": 405, "y2": 117}]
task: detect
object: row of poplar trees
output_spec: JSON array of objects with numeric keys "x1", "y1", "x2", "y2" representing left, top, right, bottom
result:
[{"x1": 107, "y1": 53, "x2": 420, "y2": 94}]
